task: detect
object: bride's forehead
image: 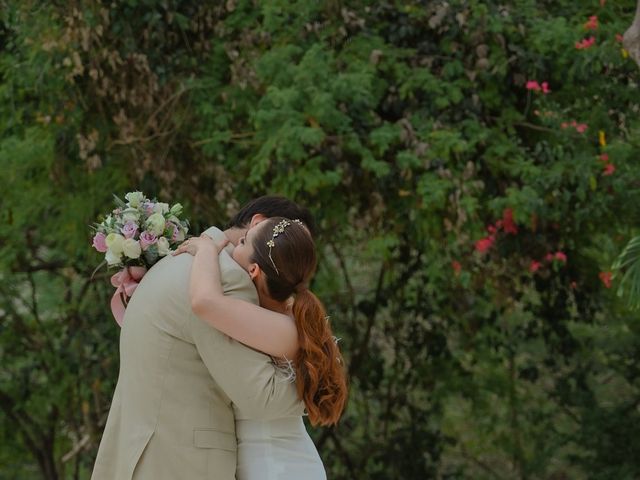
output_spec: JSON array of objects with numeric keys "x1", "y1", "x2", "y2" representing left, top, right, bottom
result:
[{"x1": 248, "y1": 219, "x2": 270, "y2": 239}]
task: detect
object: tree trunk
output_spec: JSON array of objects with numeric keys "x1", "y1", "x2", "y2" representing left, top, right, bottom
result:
[
  {"x1": 35, "y1": 445, "x2": 59, "y2": 480},
  {"x1": 623, "y1": 0, "x2": 640, "y2": 68}
]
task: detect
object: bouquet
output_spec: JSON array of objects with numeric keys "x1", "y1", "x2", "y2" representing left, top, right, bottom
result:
[{"x1": 91, "y1": 191, "x2": 189, "y2": 325}]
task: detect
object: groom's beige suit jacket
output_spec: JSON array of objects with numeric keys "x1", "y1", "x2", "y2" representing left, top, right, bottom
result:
[{"x1": 91, "y1": 227, "x2": 303, "y2": 480}]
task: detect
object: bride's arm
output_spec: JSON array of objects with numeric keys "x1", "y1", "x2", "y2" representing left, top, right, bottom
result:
[{"x1": 173, "y1": 235, "x2": 299, "y2": 359}]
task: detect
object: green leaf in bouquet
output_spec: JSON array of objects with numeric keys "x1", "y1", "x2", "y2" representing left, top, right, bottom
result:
[
  {"x1": 170, "y1": 203, "x2": 183, "y2": 216},
  {"x1": 112, "y1": 194, "x2": 127, "y2": 209},
  {"x1": 143, "y1": 244, "x2": 159, "y2": 267}
]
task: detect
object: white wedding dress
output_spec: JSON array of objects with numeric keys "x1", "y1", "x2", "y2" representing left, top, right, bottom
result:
[{"x1": 234, "y1": 361, "x2": 326, "y2": 480}]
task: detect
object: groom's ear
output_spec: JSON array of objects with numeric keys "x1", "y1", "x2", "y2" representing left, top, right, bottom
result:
[{"x1": 249, "y1": 214, "x2": 268, "y2": 228}]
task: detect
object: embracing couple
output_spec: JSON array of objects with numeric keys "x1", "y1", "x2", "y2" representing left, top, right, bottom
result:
[{"x1": 91, "y1": 196, "x2": 348, "y2": 480}]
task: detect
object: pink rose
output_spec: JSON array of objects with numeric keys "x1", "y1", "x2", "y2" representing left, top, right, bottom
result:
[
  {"x1": 143, "y1": 202, "x2": 155, "y2": 215},
  {"x1": 121, "y1": 221, "x2": 139, "y2": 239},
  {"x1": 92, "y1": 232, "x2": 108, "y2": 253},
  {"x1": 139, "y1": 231, "x2": 158, "y2": 250}
]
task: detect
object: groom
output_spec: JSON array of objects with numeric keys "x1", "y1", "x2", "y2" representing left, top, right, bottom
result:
[{"x1": 91, "y1": 196, "x2": 316, "y2": 480}]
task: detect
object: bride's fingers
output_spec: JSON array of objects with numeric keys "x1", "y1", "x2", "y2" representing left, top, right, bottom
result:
[
  {"x1": 172, "y1": 240, "x2": 192, "y2": 256},
  {"x1": 215, "y1": 238, "x2": 230, "y2": 252}
]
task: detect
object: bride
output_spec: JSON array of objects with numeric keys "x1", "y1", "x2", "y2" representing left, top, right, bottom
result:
[{"x1": 173, "y1": 216, "x2": 347, "y2": 479}]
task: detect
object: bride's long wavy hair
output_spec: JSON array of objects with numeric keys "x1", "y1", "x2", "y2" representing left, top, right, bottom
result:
[{"x1": 250, "y1": 217, "x2": 348, "y2": 426}]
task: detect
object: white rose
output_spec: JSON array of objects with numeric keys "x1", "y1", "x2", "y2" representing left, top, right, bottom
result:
[
  {"x1": 174, "y1": 228, "x2": 185, "y2": 242},
  {"x1": 125, "y1": 191, "x2": 145, "y2": 208},
  {"x1": 122, "y1": 238, "x2": 142, "y2": 259},
  {"x1": 146, "y1": 213, "x2": 166, "y2": 236},
  {"x1": 153, "y1": 202, "x2": 170, "y2": 214},
  {"x1": 157, "y1": 237, "x2": 171, "y2": 256},
  {"x1": 105, "y1": 248, "x2": 122, "y2": 266},
  {"x1": 122, "y1": 208, "x2": 141, "y2": 222},
  {"x1": 105, "y1": 233, "x2": 125, "y2": 254}
]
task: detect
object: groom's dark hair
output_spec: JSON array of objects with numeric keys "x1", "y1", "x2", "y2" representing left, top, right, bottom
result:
[{"x1": 228, "y1": 195, "x2": 317, "y2": 237}]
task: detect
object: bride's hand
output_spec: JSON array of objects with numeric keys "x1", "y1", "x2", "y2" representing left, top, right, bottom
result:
[{"x1": 172, "y1": 234, "x2": 230, "y2": 256}]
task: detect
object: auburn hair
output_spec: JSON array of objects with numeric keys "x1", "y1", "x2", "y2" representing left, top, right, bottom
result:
[{"x1": 250, "y1": 217, "x2": 348, "y2": 426}]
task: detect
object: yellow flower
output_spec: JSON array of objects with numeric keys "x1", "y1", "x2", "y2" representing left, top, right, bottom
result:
[{"x1": 599, "y1": 130, "x2": 606, "y2": 147}]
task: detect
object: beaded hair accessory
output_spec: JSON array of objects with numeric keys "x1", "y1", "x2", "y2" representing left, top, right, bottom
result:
[{"x1": 266, "y1": 218, "x2": 304, "y2": 275}]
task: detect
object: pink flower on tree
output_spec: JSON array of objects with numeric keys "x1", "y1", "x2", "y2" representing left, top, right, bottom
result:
[
  {"x1": 603, "y1": 163, "x2": 616, "y2": 176},
  {"x1": 92, "y1": 232, "x2": 108, "y2": 252},
  {"x1": 584, "y1": 16, "x2": 598, "y2": 31},
  {"x1": 526, "y1": 80, "x2": 550, "y2": 94},
  {"x1": 526, "y1": 80, "x2": 541, "y2": 91},
  {"x1": 599, "y1": 153, "x2": 609, "y2": 163},
  {"x1": 560, "y1": 120, "x2": 587, "y2": 133},
  {"x1": 575, "y1": 123, "x2": 588, "y2": 133},
  {"x1": 575, "y1": 37, "x2": 596, "y2": 50},
  {"x1": 530, "y1": 260, "x2": 541, "y2": 273},
  {"x1": 554, "y1": 251, "x2": 567, "y2": 263}
]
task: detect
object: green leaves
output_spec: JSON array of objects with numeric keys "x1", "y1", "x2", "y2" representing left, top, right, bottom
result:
[{"x1": 613, "y1": 235, "x2": 640, "y2": 310}]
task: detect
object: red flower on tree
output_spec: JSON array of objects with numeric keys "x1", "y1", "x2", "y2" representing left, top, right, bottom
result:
[
  {"x1": 575, "y1": 37, "x2": 596, "y2": 50},
  {"x1": 599, "y1": 271, "x2": 612, "y2": 288},
  {"x1": 502, "y1": 208, "x2": 518, "y2": 235},
  {"x1": 475, "y1": 236, "x2": 495, "y2": 253},
  {"x1": 584, "y1": 16, "x2": 598, "y2": 31},
  {"x1": 603, "y1": 163, "x2": 616, "y2": 176},
  {"x1": 452, "y1": 261, "x2": 462, "y2": 275}
]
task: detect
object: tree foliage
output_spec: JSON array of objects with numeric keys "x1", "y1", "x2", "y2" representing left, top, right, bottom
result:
[{"x1": 2, "y1": 1, "x2": 640, "y2": 479}]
